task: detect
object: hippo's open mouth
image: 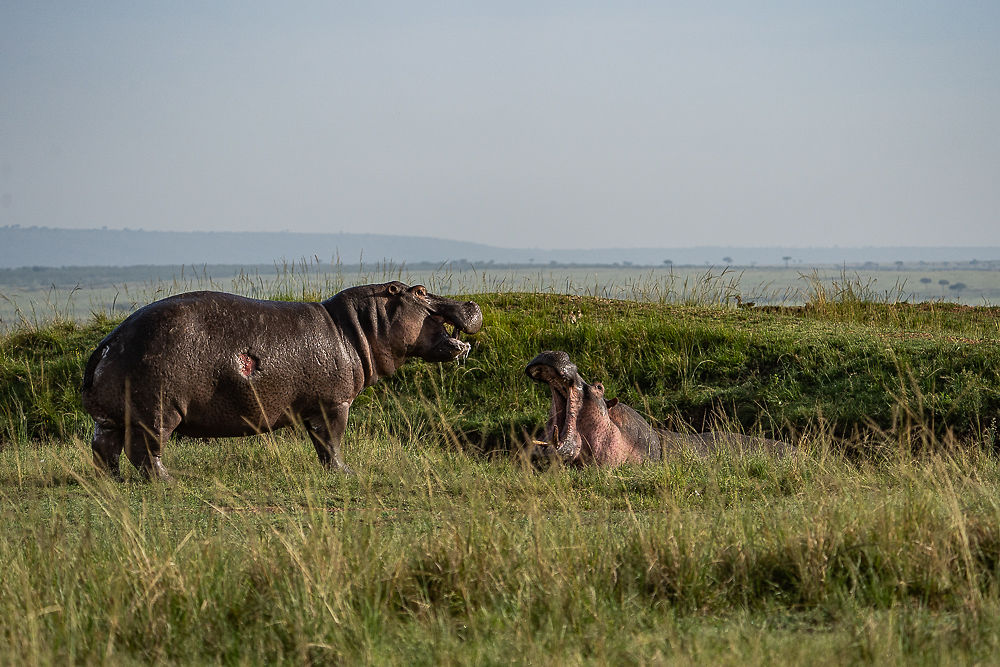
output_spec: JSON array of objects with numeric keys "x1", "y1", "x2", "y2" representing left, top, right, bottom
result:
[
  {"x1": 428, "y1": 313, "x2": 472, "y2": 361},
  {"x1": 424, "y1": 295, "x2": 482, "y2": 362},
  {"x1": 430, "y1": 313, "x2": 466, "y2": 340},
  {"x1": 526, "y1": 351, "x2": 584, "y2": 455}
]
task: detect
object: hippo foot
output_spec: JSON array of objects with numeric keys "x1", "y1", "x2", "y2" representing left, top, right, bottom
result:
[
  {"x1": 93, "y1": 457, "x2": 122, "y2": 479},
  {"x1": 95, "y1": 464, "x2": 124, "y2": 483},
  {"x1": 322, "y1": 460, "x2": 355, "y2": 476},
  {"x1": 143, "y1": 456, "x2": 174, "y2": 483}
]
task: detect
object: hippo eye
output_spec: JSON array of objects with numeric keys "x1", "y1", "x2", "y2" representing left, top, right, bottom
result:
[{"x1": 411, "y1": 285, "x2": 428, "y2": 298}]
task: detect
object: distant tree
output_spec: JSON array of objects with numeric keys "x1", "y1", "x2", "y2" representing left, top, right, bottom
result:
[
  {"x1": 894, "y1": 261, "x2": 904, "y2": 270},
  {"x1": 723, "y1": 256, "x2": 733, "y2": 264},
  {"x1": 623, "y1": 260, "x2": 633, "y2": 266},
  {"x1": 949, "y1": 282, "x2": 967, "y2": 292},
  {"x1": 938, "y1": 279, "x2": 950, "y2": 286},
  {"x1": 663, "y1": 259, "x2": 673, "y2": 266},
  {"x1": 782, "y1": 256, "x2": 792, "y2": 268},
  {"x1": 919, "y1": 277, "x2": 932, "y2": 284}
]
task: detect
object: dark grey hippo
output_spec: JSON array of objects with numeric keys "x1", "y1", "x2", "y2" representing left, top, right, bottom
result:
[
  {"x1": 81, "y1": 282, "x2": 482, "y2": 480},
  {"x1": 525, "y1": 350, "x2": 791, "y2": 467}
]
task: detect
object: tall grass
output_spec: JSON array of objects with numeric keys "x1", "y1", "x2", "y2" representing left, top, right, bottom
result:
[{"x1": 3, "y1": 430, "x2": 1000, "y2": 663}]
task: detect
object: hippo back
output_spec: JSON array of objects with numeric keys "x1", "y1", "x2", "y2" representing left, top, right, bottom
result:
[{"x1": 658, "y1": 430, "x2": 795, "y2": 457}]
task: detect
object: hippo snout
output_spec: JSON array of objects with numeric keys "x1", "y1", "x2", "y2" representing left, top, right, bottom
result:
[
  {"x1": 430, "y1": 296, "x2": 483, "y2": 335},
  {"x1": 526, "y1": 350, "x2": 580, "y2": 386},
  {"x1": 456, "y1": 301, "x2": 483, "y2": 335}
]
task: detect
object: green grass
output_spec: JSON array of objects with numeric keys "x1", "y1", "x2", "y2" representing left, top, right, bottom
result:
[
  {"x1": 2, "y1": 272, "x2": 1000, "y2": 662},
  {"x1": 4, "y1": 434, "x2": 1000, "y2": 663}
]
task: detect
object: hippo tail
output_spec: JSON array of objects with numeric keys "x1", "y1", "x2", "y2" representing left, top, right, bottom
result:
[{"x1": 80, "y1": 333, "x2": 115, "y2": 392}]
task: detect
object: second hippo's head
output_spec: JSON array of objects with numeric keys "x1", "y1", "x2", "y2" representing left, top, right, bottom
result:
[{"x1": 525, "y1": 350, "x2": 613, "y2": 459}]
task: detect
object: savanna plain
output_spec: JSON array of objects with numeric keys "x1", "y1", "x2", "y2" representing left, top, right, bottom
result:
[{"x1": 2, "y1": 267, "x2": 1000, "y2": 664}]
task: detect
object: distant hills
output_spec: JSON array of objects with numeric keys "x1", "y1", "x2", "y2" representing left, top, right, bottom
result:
[{"x1": 2, "y1": 225, "x2": 998, "y2": 269}]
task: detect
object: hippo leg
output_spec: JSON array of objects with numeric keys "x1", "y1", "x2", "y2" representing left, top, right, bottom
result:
[
  {"x1": 91, "y1": 421, "x2": 124, "y2": 480},
  {"x1": 305, "y1": 402, "x2": 353, "y2": 474},
  {"x1": 123, "y1": 414, "x2": 179, "y2": 482}
]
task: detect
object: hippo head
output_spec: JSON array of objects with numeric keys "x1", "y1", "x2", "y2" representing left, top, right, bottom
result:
[
  {"x1": 392, "y1": 282, "x2": 483, "y2": 362},
  {"x1": 526, "y1": 350, "x2": 614, "y2": 462},
  {"x1": 526, "y1": 350, "x2": 660, "y2": 466},
  {"x1": 326, "y1": 281, "x2": 483, "y2": 377}
]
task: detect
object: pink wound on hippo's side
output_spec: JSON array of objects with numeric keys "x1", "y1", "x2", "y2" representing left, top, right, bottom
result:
[{"x1": 237, "y1": 353, "x2": 258, "y2": 377}]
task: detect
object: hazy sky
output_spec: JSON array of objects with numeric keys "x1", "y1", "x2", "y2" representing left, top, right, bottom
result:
[{"x1": 2, "y1": 2, "x2": 998, "y2": 249}]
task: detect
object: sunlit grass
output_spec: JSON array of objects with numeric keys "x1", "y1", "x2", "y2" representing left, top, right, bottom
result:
[{"x1": 3, "y1": 431, "x2": 1000, "y2": 663}]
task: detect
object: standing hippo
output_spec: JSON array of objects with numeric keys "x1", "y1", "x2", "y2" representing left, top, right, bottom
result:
[
  {"x1": 81, "y1": 282, "x2": 482, "y2": 480},
  {"x1": 525, "y1": 351, "x2": 790, "y2": 467}
]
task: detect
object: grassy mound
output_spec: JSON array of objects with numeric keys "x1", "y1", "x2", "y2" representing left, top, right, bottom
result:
[{"x1": 2, "y1": 292, "x2": 997, "y2": 453}]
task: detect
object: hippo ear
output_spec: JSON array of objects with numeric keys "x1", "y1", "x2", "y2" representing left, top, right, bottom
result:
[
  {"x1": 388, "y1": 283, "x2": 402, "y2": 295},
  {"x1": 606, "y1": 397, "x2": 619, "y2": 409}
]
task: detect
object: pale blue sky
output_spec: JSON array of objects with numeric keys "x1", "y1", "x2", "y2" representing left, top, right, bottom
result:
[{"x1": 2, "y1": 2, "x2": 998, "y2": 249}]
